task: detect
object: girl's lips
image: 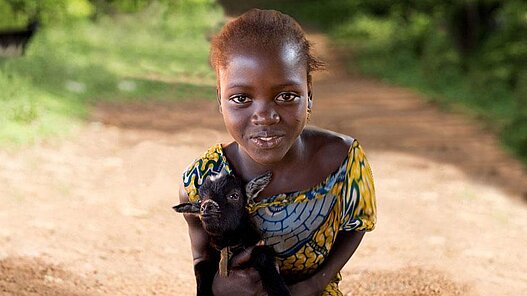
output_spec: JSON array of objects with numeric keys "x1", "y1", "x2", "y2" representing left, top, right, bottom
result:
[{"x1": 250, "y1": 136, "x2": 284, "y2": 149}]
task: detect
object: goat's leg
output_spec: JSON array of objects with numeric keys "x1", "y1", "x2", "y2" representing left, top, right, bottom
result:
[
  {"x1": 251, "y1": 246, "x2": 291, "y2": 296},
  {"x1": 194, "y1": 259, "x2": 218, "y2": 296}
]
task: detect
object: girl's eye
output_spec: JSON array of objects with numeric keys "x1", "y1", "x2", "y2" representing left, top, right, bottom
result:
[
  {"x1": 276, "y1": 93, "x2": 299, "y2": 103},
  {"x1": 230, "y1": 95, "x2": 251, "y2": 104}
]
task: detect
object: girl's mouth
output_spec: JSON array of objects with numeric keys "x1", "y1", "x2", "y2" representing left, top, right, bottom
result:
[{"x1": 250, "y1": 136, "x2": 284, "y2": 149}]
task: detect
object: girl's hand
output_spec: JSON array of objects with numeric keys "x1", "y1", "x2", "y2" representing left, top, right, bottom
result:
[
  {"x1": 212, "y1": 267, "x2": 265, "y2": 296},
  {"x1": 212, "y1": 246, "x2": 266, "y2": 296},
  {"x1": 288, "y1": 277, "x2": 324, "y2": 296}
]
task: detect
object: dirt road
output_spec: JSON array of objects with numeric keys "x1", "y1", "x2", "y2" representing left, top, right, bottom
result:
[{"x1": 1, "y1": 34, "x2": 526, "y2": 295}]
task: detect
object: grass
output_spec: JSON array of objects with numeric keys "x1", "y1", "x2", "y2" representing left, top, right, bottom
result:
[{"x1": 0, "y1": 1, "x2": 223, "y2": 146}]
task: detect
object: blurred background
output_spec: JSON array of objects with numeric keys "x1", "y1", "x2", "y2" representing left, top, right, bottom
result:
[
  {"x1": 0, "y1": 0, "x2": 526, "y2": 163},
  {"x1": 1, "y1": 0, "x2": 526, "y2": 295}
]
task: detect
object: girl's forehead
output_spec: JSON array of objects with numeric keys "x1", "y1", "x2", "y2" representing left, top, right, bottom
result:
[
  {"x1": 282, "y1": 44, "x2": 301, "y2": 64},
  {"x1": 224, "y1": 42, "x2": 303, "y2": 70},
  {"x1": 219, "y1": 51, "x2": 307, "y2": 88},
  {"x1": 216, "y1": 42, "x2": 308, "y2": 90}
]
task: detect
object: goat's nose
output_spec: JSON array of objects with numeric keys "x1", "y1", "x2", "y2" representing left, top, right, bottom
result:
[{"x1": 200, "y1": 200, "x2": 219, "y2": 213}]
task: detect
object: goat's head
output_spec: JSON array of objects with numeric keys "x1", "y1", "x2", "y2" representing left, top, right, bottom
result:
[{"x1": 173, "y1": 171, "x2": 272, "y2": 235}]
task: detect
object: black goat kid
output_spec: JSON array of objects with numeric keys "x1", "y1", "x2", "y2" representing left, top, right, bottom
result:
[{"x1": 173, "y1": 172, "x2": 291, "y2": 296}]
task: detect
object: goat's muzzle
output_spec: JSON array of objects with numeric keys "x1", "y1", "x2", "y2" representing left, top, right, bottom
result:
[{"x1": 200, "y1": 200, "x2": 220, "y2": 215}]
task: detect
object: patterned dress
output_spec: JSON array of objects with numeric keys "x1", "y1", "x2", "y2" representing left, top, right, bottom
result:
[{"x1": 182, "y1": 139, "x2": 376, "y2": 295}]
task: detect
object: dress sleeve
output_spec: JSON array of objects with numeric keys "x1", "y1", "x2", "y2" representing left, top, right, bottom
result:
[
  {"x1": 182, "y1": 144, "x2": 231, "y2": 202},
  {"x1": 182, "y1": 161, "x2": 203, "y2": 203},
  {"x1": 339, "y1": 140, "x2": 377, "y2": 232}
]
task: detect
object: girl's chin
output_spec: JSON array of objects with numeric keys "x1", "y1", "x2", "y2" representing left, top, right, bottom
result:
[
  {"x1": 235, "y1": 138, "x2": 292, "y2": 165},
  {"x1": 246, "y1": 147, "x2": 289, "y2": 165}
]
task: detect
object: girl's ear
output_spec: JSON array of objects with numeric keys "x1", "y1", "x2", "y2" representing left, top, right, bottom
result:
[
  {"x1": 216, "y1": 88, "x2": 222, "y2": 114},
  {"x1": 307, "y1": 80, "x2": 313, "y2": 110}
]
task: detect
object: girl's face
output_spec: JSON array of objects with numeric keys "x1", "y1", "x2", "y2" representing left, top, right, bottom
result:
[{"x1": 218, "y1": 43, "x2": 311, "y2": 165}]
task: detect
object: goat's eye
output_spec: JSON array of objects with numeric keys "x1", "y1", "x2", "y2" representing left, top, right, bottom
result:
[{"x1": 227, "y1": 193, "x2": 239, "y2": 201}]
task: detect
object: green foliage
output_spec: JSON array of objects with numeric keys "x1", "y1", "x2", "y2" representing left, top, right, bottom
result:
[
  {"x1": 0, "y1": 0, "x2": 74, "y2": 27},
  {"x1": 419, "y1": 25, "x2": 461, "y2": 88},
  {"x1": 0, "y1": 61, "x2": 85, "y2": 145},
  {"x1": 66, "y1": 0, "x2": 95, "y2": 18},
  {"x1": 0, "y1": 1, "x2": 222, "y2": 146},
  {"x1": 0, "y1": 0, "x2": 221, "y2": 26}
]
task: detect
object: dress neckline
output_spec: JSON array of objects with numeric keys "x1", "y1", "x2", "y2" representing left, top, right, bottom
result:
[{"x1": 215, "y1": 140, "x2": 355, "y2": 205}]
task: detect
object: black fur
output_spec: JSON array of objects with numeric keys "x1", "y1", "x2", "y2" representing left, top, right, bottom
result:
[
  {"x1": 174, "y1": 172, "x2": 290, "y2": 296},
  {"x1": 194, "y1": 259, "x2": 218, "y2": 295},
  {"x1": 250, "y1": 246, "x2": 291, "y2": 296}
]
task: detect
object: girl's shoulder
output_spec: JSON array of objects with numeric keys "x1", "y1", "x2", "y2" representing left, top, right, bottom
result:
[
  {"x1": 302, "y1": 127, "x2": 356, "y2": 173},
  {"x1": 303, "y1": 126, "x2": 355, "y2": 149}
]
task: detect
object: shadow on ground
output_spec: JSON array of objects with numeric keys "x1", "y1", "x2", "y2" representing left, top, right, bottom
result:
[{"x1": 0, "y1": 257, "x2": 99, "y2": 296}]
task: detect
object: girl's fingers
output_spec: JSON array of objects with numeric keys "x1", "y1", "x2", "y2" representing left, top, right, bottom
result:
[
  {"x1": 230, "y1": 246, "x2": 255, "y2": 268},
  {"x1": 230, "y1": 267, "x2": 261, "y2": 282},
  {"x1": 231, "y1": 240, "x2": 266, "y2": 268},
  {"x1": 213, "y1": 268, "x2": 262, "y2": 295}
]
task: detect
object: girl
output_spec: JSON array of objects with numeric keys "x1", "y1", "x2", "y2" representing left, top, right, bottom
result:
[{"x1": 179, "y1": 9, "x2": 376, "y2": 296}]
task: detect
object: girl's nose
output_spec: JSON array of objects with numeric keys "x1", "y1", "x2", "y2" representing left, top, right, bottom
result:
[{"x1": 251, "y1": 103, "x2": 280, "y2": 125}]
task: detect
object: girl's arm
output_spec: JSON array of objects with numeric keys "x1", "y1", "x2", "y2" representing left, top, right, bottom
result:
[
  {"x1": 211, "y1": 230, "x2": 365, "y2": 296},
  {"x1": 288, "y1": 230, "x2": 366, "y2": 296},
  {"x1": 179, "y1": 182, "x2": 219, "y2": 295}
]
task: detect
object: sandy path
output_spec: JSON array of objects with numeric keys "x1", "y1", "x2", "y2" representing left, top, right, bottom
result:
[{"x1": 1, "y1": 34, "x2": 526, "y2": 295}]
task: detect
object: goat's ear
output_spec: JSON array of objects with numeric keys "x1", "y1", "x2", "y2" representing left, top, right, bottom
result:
[
  {"x1": 246, "y1": 171, "x2": 272, "y2": 202},
  {"x1": 209, "y1": 167, "x2": 228, "y2": 182},
  {"x1": 172, "y1": 202, "x2": 200, "y2": 214}
]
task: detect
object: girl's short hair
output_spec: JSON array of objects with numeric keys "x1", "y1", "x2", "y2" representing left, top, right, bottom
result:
[{"x1": 210, "y1": 9, "x2": 324, "y2": 82}]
